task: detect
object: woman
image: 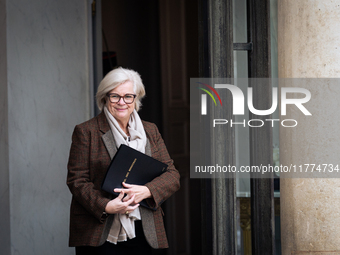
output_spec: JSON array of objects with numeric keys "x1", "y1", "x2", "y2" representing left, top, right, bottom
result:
[{"x1": 67, "y1": 67, "x2": 180, "y2": 254}]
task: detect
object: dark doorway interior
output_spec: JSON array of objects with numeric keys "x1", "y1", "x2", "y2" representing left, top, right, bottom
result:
[{"x1": 102, "y1": 0, "x2": 162, "y2": 129}]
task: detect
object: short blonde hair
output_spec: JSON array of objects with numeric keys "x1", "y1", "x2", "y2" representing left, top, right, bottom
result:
[{"x1": 96, "y1": 67, "x2": 146, "y2": 111}]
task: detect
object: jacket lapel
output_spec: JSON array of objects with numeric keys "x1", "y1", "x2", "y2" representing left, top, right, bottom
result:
[
  {"x1": 140, "y1": 207, "x2": 159, "y2": 248},
  {"x1": 139, "y1": 139, "x2": 159, "y2": 249},
  {"x1": 102, "y1": 131, "x2": 117, "y2": 160},
  {"x1": 97, "y1": 111, "x2": 117, "y2": 159}
]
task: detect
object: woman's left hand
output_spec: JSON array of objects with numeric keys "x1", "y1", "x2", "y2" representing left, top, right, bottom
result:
[{"x1": 114, "y1": 182, "x2": 152, "y2": 204}]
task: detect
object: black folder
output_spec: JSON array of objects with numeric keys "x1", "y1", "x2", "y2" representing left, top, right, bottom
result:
[{"x1": 101, "y1": 144, "x2": 168, "y2": 210}]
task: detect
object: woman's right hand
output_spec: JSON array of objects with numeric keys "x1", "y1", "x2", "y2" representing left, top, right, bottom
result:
[{"x1": 104, "y1": 191, "x2": 139, "y2": 214}]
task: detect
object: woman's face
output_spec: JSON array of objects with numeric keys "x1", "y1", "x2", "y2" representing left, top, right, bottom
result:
[{"x1": 106, "y1": 81, "x2": 135, "y2": 128}]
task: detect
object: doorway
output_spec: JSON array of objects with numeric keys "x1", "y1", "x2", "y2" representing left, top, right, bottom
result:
[{"x1": 99, "y1": 1, "x2": 200, "y2": 254}]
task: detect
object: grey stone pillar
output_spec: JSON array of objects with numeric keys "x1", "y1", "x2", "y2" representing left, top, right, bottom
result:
[
  {"x1": 0, "y1": 1, "x2": 91, "y2": 254},
  {"x1": 278, "y1": 1, "x2": 340, "y2": 254},
  {"x1": 0, "y1": 1, "x2": 10, "y2": 254}
]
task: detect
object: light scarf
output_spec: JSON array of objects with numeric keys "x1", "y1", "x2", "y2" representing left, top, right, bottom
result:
[{"x1": 103, "y1": 106, "x2": 147, "y2": 244}]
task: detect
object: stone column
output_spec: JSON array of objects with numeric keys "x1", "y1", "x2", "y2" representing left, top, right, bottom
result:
[
  {"x1": 0, "y1": 1, "x2": 91, "y2": 254},
  {"x1": 278, "y1": 1, "x2": 340, "y2": 254}
]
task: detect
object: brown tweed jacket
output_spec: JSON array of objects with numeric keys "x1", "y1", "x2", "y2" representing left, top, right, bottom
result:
[{"x1": 67, "y1": 112, "x2": 180, "y2": 248}]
